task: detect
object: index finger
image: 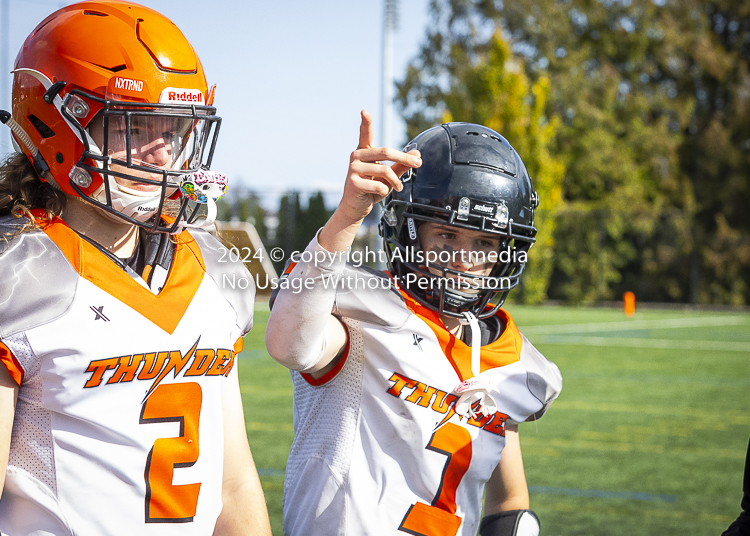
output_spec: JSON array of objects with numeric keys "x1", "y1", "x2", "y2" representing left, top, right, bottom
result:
[
  {"x1": 392, "y1": 149, "x2": 422, "y2": 178},
  {"x1": 358, "y1": 110, "x2": 374, "y2": 150}
]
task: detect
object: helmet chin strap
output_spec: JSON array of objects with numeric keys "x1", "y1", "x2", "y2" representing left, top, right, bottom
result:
[
  {"x1": 177, "y1": 197, "x2": 217, "y2": 230},
  {"x1": 89, "y1": 178, "x2": 216, "y2": 231},
  {"x1": 452, "y1": 311, "x2": 498, "y2": 420},
  {"x1": 460, "y1": 312, "x2": 481, "y2": 376},
  {"x1": 93, "y1": 177, "x2": 162, "y2": 223}
]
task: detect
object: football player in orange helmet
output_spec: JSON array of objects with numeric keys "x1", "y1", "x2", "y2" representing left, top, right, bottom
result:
[
  {"x1": 0, "y1": 2, "x2": 271, "y2": 535},
  {"x1": 3, "y1": 0, "x2": 226, "y2": 235}
]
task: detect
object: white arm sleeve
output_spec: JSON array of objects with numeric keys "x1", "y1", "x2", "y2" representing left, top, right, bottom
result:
[{"x1": 265, "y1": 233, "x2": 346, "y2": 371}]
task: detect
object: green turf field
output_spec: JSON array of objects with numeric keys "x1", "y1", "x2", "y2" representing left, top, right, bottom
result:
[{"x1": 239, "y1": 304, "x2": 750, "y2": 535}]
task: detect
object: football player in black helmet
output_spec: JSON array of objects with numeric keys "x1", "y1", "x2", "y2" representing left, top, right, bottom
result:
[
  {"x1": 380, "y1": 122, "x2": 538, "y2": 320},
  {"x1": 267, "y1": 111, "x2": 560, "y2": 536}
]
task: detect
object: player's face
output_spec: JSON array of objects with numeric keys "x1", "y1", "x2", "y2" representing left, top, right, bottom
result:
[
  {"x1": 88, "y1": 114, "x2": 194, "y2": 192},
  {"x1": 418, "y1": 222, "x2": 500, "y2": 281}
]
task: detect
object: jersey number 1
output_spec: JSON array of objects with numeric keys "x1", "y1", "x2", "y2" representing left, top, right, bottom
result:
[
  {"x1": 399, "y1": 423, "x2": 472, "y2": 536},
  {"x1": 140, "y1": 382, "x2": 203, "y2": 523}
]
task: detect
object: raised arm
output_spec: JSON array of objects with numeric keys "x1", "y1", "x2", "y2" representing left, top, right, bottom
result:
[{"x1": 265, "y1": 110, "x2": 421, "y2": 375}]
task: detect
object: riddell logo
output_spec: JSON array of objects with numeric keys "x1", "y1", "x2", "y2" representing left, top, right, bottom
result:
[
  {"x1": 137, "y1": 206, "x2": 155, "y2": 212},
  {"x1": 113, "y1": 77, "x2": 144, "y2": 92},
  {"x1": 159, "y1": 87, "x2": 205, "y2": 105}
]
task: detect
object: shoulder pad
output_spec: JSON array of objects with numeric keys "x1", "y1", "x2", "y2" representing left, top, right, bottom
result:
[
  {"x1": 0, "y1": 217, "x2": 78, "y2": 338},
  {"x1": 519, "y1": 334, "x2": 562, "y2": 421},
  {"x1": 186, "y1": 229, "x2": 255, "y2": 335},
  {"x1": 333, "y1": 264, "x2": 411, "y2": 329}
]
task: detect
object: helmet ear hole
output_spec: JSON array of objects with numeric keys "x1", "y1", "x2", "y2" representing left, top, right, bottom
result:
[{"x1": 29, "y1": 115, "x2": 55, "y2": 139}]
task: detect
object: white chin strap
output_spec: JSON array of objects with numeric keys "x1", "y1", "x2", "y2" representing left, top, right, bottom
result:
[
  {"x1": 452, "y1": 311, "x2": 498, "y2": 419},
  {"x1": 93, "y1": 177, "x2": 162, "y2": 223},
  {"x1": 177, "y1": 197, "x2": 217, "y2": 230},
  {"x1": 93, "y1": 176, "x2": 217, "y2": 230}
]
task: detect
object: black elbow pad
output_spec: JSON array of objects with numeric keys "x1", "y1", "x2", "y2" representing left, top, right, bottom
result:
[{"x1": 479, "y1": 509, "x2": 540, "y2": 536}]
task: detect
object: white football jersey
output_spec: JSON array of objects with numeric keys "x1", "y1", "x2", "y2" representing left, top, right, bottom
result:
[
  {"x1": 0, "y1": 215, "x2": 254, "y2": 536},
  {"x1": 282, "y1": 265, "x2": 562, "y2": 536}
]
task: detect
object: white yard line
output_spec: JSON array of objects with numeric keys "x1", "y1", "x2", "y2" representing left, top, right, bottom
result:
[
  {"x1": 521, "y1": 315, "x2": 750, "y2": 335},
  {"x1": 533, "y1": 335, "x2": 750, "y2": 352}
]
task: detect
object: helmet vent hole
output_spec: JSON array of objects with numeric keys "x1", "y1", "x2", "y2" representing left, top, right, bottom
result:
[
  {"x1": 92, "y1": 63, "x2": 127, "y2": 73},
  {"x1": 466, "y1": 130, "x2": 503, "y2": 144},
  {"x1": 29, "y1": 115, "x2": 55, "y2": 139},
  {"x1": 83, "y1": 10, "x2": 108, "y2": 16}
]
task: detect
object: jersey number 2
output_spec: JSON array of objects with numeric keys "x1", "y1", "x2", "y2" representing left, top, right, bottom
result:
[
  {"x1": 399, "y1": 423, "x2": 472, "y2": 536},
  {"x1": 140, "y1": 382, "x2": 202, "y2": 523}
]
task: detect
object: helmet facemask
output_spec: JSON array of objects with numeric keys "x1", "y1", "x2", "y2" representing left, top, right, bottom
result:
[
  {"x1": 63, "y1": 89, "x2": 224, "y2": 233},
  {"x1": 382, "y1": 200, "x2": 536, "y2": 319}
]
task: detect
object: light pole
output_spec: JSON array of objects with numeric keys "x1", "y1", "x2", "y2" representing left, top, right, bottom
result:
[
  {"x1": 380, "y1": 0, "x2": 398, "y2": 149},
  {"x1": 372, "y1": 0, "x2": 399, "y2": 268}
]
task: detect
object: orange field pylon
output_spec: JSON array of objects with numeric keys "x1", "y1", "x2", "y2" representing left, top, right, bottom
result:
[{"x1": 624, "y1": 291, "x2": 635, "y2": 317}]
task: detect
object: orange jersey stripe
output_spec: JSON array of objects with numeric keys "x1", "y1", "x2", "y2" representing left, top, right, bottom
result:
[
  {"x1": 34, "y1": 212, "x2": 205, "y2": 335},
  {"x1": 0, "y1": 341, "x2": 24, "y2": 386},
  {"x1": 396, "y1": 287, "x2": 523, "y2": 382},
  {"x1": 283, "y1": 261, "x2": 298, "y2": 276}
]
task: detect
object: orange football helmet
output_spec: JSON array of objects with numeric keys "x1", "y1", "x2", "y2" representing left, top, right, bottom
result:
[{"x1": 8, "y1": 0, "x2": 224, "y2": 232}]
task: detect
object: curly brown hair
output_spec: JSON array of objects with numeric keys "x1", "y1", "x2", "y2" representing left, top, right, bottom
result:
[{"x1": 0, "y1": 152, "x2": 66, "y2": 221}]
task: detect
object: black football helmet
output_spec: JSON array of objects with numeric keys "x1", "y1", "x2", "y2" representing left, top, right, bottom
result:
[{"x1": 380, "y1": 123, "x2": 538, "y2": 319}]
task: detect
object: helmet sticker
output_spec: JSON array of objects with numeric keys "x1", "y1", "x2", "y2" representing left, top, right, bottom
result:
[
  {"x1": 180, "y1": 170, "x2": 228, "y2": 203},
  {"x1": 107, "y1": 77, "x2": 146, "y2": 100},
  {"x1": 472, "y1": 203, "x2": 495, "y2": 215},
  {"x1": 159, "y1": 88, "x2": 205, "y2": 105},
  {"x1": 113, "y1": 77, "x2": 144, "y2": 93}
]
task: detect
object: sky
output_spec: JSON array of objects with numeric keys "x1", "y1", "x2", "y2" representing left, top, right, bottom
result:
[{"x1": 0, "y1": 0, "x2": 432, "y2": 208}]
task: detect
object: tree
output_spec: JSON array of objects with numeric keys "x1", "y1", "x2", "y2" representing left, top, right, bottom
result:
[
  {"x1": 272, "y1": 191, "x2": 333, "y2": 273},
  {"x1": 305, "y1": 192, "x2": 331, "y2": 236},
  {"x1": 399, "y1": 0, "x2": 750, "y2": 304},
  {"x1": 252, "y1": 203, "x2": 269, "y2": 247},
  {"x1": 273, "y1": 192, "x2": 302, "y2": 272}
]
